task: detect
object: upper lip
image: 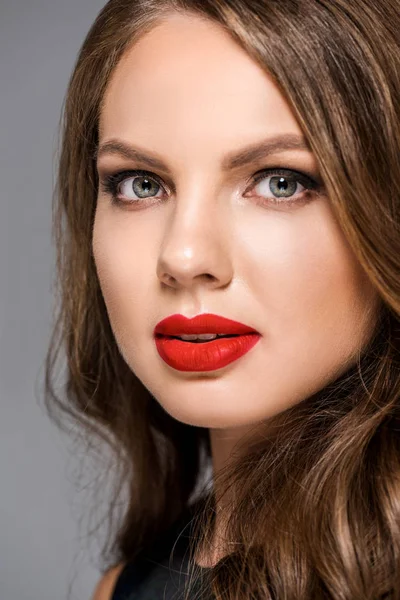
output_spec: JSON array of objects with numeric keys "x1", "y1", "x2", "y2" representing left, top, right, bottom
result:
[{"x1": 154, "y1": 313, "x2": 260, "y2": 336}]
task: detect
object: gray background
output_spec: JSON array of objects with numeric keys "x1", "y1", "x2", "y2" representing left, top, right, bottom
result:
[{"x1": 0, "y1": 1, "x2": 110, "y2": 599}]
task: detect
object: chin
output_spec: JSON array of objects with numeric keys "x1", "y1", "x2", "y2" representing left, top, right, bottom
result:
[{"x1": 154, "y1": 395, "x2": 270, "y2": 430}]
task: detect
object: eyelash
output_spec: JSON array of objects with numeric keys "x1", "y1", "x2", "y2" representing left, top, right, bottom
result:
[{"x1": 100, "y1": 167, "x2": 322, "y2": 209}]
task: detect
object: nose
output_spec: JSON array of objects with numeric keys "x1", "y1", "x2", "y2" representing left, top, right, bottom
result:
[{"x1": 156, "y1": 191, "x2": 234, "y2": 292}]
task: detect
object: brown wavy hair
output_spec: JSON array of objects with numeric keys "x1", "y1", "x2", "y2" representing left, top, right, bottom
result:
[{"x1": 44, "y1": 0, "x2": 400, "y2": 598}]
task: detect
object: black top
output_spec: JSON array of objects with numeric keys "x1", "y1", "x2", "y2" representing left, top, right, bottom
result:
[{"x1": 111, "y1": 505, "x2": 211, "y2": 600}]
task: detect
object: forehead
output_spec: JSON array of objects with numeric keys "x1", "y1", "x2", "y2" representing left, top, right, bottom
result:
[{"x1": 99, "y1": 12, "x2": 301, "y2": 154}]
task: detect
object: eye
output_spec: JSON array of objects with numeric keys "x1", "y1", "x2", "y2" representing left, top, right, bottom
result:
[
  {"x1": 244, "y1": 168, "x2": 321, "y2": 207},
  {"x1": 100, "y1": 169, "x2": 167, "y2": 205}
]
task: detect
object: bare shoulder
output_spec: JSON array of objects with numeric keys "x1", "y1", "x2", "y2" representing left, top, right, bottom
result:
[{"x1": 91, "y1": 563, "x2": 127, "y2": 600}]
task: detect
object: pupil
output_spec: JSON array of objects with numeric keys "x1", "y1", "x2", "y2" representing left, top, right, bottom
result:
[{"x1": 278, "y1": 178, "x2": 288, "y2": 190}]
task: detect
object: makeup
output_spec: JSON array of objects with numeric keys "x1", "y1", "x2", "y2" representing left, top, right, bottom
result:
[{"x1": 154, "y1": 313, "x2": 261, "y2": 371}]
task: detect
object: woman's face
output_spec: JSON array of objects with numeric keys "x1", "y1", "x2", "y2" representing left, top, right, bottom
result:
[{"x1": 93, "y1": 12, "x2": 380, "y2": 429}]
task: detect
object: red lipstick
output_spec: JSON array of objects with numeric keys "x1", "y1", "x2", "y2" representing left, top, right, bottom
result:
[{"x1": 154, "y1": 313, "x2": 261, "y2": 372}]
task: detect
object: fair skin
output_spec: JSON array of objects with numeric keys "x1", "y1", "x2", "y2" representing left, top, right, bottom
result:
[{"x1": 92, "y1": 12, "x2": 380, "y2": 579}]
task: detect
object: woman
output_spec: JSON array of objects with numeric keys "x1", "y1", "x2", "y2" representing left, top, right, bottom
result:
[{"x1": 44, "y1": 0, "x2": 400, "y2": 598}]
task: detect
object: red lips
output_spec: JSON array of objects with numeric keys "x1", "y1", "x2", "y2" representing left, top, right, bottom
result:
[
  {"x1": 154, "y1": 313, "x2": 259, "y2": 336},
  {"x1": 153, "y1": 313, "x2": 261, "y2": 372}
]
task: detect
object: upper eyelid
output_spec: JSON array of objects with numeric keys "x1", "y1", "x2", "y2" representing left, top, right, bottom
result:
[{"x1": 252, "y1": 167, "x2": 318, "y2": 186}]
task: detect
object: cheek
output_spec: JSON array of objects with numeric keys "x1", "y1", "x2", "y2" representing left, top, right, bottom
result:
[
  {"x1": 241, "y1": 202, "x2": 378, "y2": 372},
  {"x1": 92, "y1": 209, "x2": 154, "y2": 341}
]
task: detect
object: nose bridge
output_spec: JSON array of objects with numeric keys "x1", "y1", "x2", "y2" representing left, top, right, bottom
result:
[{"x1": 156, "y1": 182, "x2": 233, "y2": 289}]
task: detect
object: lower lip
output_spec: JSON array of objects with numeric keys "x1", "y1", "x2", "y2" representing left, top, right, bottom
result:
[{"x1": 154, "y1": 334, "x2": 261, "y2": 372}]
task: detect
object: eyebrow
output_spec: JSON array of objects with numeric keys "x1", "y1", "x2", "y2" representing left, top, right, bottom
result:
[{"x1": 95, "y1": 133, "x2": 311, "y2": 173}]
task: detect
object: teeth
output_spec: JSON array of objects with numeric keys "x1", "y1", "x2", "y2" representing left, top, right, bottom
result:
[
  {"x1": 178, "y1": 333, "x2": 219, "y2": 341},
  {"x1": 175, "y1": 333, "x2": 236, "y2": 341}
]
